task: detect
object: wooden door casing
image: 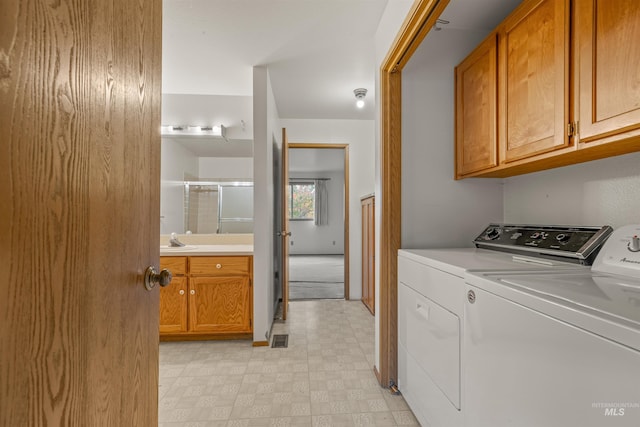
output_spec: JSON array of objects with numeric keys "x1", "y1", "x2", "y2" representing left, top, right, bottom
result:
[
  {"x1": 189, "y1": 276, "x2": 252, "y2": 333},
  {"x1": 455, "y1": 33, "x2": 498, "y2": 178},
  {"x1": 575, "y1": 0, "x2": 640, "y2": 146},
  {"x1": 0, "y1": 0, "x2": 162, "y2": 425},
  {"x1": 281, "y1": 128, "x2": 290, "y2": 320},
  {"x1": 499, "y1": 0, "x2": 571, "y2": 163}
]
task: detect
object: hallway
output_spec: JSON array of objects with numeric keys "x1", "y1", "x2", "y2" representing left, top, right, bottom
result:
[{"x1": 159, "y1": 300, "x2": 417, "y2": 426}]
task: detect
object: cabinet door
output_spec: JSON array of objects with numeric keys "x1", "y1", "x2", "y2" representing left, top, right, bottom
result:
[
  {"x1": 499, "y1": 0, "x2": 570, "y2": 163},
  {"x1": 159, "y1": 276, "x2": 188, "y2": 333},
  {"x1": 189, "y1": 276, "x2": 252, "y2": 333},
  {"x1": 455, "y1": 33, "x2": 498, "y2": 177},
  {"x1": 575, "y1": 0, "x2": 640, "y2": 145},
  {"x1": 361, "y1": 197, "x2": 375, "y2": 314}
]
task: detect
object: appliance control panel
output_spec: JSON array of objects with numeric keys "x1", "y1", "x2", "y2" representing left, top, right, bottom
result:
[
  {"x1": 593, "y1": 224, "x2": 640, "y2": 277},
  {"x1": 474, "y1": 224, "x2": 613, "y2": 263}
]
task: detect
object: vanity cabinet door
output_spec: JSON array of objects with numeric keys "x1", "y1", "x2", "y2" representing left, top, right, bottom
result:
[
  {"x1": 189, "y1": 276, "x2": 252, "y2": 333},
  {"x1": 159, "y1": 257, "x2": 188, "y2": 333},
  {"x1": 499, "y1": 0, "x2": 571, "y2": 163},
  {"x1": 159, "y1": 276, "x2": 188, "y2": 333},
  {"x1": 574, "y1": 0, "x2": 640, "y2": 147}
]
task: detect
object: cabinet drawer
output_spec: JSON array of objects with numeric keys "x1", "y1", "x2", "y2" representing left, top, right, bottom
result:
[
  {"x1": 190, "y1": 256, "x2": 251, "y2": 276},
  {"x1": 160, "y1": 256, "x2": 187, "y2": 276}
]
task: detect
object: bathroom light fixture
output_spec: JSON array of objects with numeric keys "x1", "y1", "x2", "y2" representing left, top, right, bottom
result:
[
  {"x1": 161, "y1": 124, "x2": 228, "y2": 141},
  {"x1": 354, "y1": 88, "x2": 367, "y2": 109}
]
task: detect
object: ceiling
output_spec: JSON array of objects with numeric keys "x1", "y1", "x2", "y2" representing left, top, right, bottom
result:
[
  {"x1": 162, "y1": 0, "x2": 389, "y2": 120},
  {"x1": 161, "y1": 0, "x2": 523, "y2": 157}
]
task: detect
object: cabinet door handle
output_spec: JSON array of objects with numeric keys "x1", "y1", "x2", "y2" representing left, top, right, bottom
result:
[
  {"x1": 179, "y1": 290, "x2": 185, "y2": 295},
  {"x1": 190, "y1": 290, "x2": 195, "y2": 295},
  {"x1": 216, "y1": 263, "x2": 222, "y2": 269}
]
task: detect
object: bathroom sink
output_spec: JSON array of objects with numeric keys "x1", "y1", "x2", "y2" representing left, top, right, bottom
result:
[{"x1": 160, "y1": 245, "x2": 199, "y2": 251}]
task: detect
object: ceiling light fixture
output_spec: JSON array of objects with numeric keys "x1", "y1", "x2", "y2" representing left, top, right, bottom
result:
[
  {"x1": 354, "y1": 88, "x2": 367, "y2": 109},
  {"x1": 161, "y1": 124, "x2": 228, "y2": 142}
]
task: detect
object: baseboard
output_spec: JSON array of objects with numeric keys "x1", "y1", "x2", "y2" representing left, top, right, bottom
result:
[{"x1": 252, "y1": 340, "x2": 269, "y2": 347}]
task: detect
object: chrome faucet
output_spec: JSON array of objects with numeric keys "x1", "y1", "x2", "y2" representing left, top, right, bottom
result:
[{"x1": 169, "y1": 232, "x2": 186, "y2": 247}]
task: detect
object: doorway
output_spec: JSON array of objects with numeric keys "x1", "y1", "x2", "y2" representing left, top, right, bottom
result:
[{"x1": 284, "y1": 144, "x2": 350, "y2": 304}]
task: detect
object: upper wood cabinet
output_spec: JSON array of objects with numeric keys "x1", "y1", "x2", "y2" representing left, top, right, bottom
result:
[
  {"x1": 455, "y1": 34, "x2": 498, "y2": 178},
  {"x1": 455, "y1": 0, "x2": 640, "y2": 178},
  {"x1": 574, "y1": 0, "x2": 640, "y2": 146},
  {"x1": 499, "y1": 0, "x2": 571, "y2": 163}
]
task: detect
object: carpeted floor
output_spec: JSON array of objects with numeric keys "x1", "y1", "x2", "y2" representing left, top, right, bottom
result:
[{"x1": 289, "y1": 254, "x2": 344, "y2": 300}]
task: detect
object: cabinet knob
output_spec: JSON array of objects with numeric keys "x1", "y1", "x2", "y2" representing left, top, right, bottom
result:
[
  {"x1": 179, "y1": 290, "x2": 185, "y2": 295},
  {"x1": 190, "y1": 289, "x2": 195, "y2": 295},
  {"x1": 216, "y1": 263, "x2": 222, "y2": 269}
]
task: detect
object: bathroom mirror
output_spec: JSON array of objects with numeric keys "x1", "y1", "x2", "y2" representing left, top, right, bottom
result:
[{"x1": 160, "y1": 137, "x2": 254, "y2": 235}]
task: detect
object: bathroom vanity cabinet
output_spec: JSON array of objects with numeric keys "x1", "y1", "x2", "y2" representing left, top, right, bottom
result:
[{"x1": 159, "y1": 255, "x2": 253, "y2": 340}]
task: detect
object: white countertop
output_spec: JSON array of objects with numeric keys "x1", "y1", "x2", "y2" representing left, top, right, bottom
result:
[{"x1": 160, "y1": 244, "x2": 253, "y2": 256}]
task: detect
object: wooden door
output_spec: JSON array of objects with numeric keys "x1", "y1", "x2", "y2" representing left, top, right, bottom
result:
[
  {"x1": 455, "y1": 33, "x2": 498, "y2": 177},
  {"x1": 189, "y1": 277, "x2": 252, "y2": 333},
  {"x1": 361, "y1": 196, "x2": 375, "y2": 315},
  {"x1": 280, "y1": 128, "x2": 291, "y2": 320},
  {"x1": 499, "y1": 0, "x2": 570, "y2": 163},
  {"x1": 0, "y1": 0, "x2": 162, "y2": 425},
  {"x1": 574, "y1": 0, "x2": 640, "y2": 145}
]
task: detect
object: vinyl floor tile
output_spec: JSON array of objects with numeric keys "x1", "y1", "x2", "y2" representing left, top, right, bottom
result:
[{"x1": 159, "y1": 300, "x2": 416, "y2": 426}]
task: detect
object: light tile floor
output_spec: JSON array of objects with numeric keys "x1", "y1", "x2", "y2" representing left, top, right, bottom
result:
[{"x1": 159, "y1": 300, "x2": 419, "y2": 426}]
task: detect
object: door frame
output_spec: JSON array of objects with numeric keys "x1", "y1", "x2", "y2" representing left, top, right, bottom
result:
[
  {"x1": 287, "y1": 143, "x2": 350, "y2": 300},
  {"x1": 377, "y1": 0, "x2": 450, "y2": 387}
]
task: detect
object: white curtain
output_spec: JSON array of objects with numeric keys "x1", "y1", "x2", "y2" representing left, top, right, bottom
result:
[{"x1": 314, "y1": 179, "x2": 329, "y2": 226}]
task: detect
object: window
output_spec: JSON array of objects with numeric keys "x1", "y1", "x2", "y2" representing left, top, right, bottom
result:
[{"x1": 288, "y1": 182, "x2": 315, "y2": 220}]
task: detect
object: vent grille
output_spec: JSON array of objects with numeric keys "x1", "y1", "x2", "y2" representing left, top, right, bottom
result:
[{"x1": 271, "y1": 334, "x2": 289, "y2": 348}]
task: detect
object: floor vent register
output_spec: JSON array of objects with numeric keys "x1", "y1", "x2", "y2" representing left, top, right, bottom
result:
[{"x1": 271, "y1": 334, "x2": 289, "y2": 348}]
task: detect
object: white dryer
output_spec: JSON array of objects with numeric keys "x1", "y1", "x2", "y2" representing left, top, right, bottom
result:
[
  {"x1": 397, "y1": 224, "x2": 612, "y2": 427},
  {"x1": 464, "y1": 225, "x2": 640, "y2": 427}
]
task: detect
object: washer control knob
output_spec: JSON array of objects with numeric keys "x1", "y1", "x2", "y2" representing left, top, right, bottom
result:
[
  {"x1": 629, "y1": 235, "x2": 640, "y2": 252},
  {"x1": 486, "y1": 227, "x2": 501, "y2": 240},
  {"x1": 556, "y1": 233, "x2": 570, "y2": 243}
]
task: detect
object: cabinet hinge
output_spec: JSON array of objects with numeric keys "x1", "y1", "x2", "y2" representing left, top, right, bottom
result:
[{"x1": 567, "y1": 121, "x2": 579, "y2": 137}]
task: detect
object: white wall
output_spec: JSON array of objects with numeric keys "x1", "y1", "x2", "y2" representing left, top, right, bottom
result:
[
  {"x1": 160, "y1": 139, "x2": 199, "y2": 234},
  {"x1": 199, "y1": 157, "x2": 253, "y2": 180},
  {"x1": 280, "y1": 119, "x2": 375, "y2": 300},
  {"x1": 289, "y1": 170, "x2": 345, "y2": 255},
  {"x1": 253, "y1": 66, "x2": 281, "y2": 342},
  {"x1": 504, "y1": 152, "x2": 640, "y2": 228},
  {"x1": 401, "y1": 28, "x2": 504, "y2": 249}
]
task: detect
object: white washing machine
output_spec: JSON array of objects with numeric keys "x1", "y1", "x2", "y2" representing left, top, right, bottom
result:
[
  {"x1": 397, "y1": 224, "x2": 612, "y2": 427},
  {"x1": 464, "y1": 225, "x2": 640, "y2": 427}
]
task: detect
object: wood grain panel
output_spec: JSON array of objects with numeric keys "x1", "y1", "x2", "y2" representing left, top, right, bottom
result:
[
  {"x1": 0, "y1": 0, "x2": 161, "y2": 425},
  {"x1": 189, "y1": 277, "x2": 252, "y2": 333},
  {"x1": 190, "y1": 256, "x2": 251, "y2": 276},
  {"x1": 361, "y1": 196, "x2": 375, "y2": 315},
  {"x1": 160, "y1": 256, "x2": 188, "y2": 276},
  {"x1": 575, "y1": 0, "x2": 640, "y2": 144},
  {"x1": 500, "y1": 0, "x2": 570, "y2": 162},
  {"x1": 159, "y1": 277, "x2": 188, "y2": 333},
  {"x1": 455, "y1": 33, "x2": 498, "y2": 177}
]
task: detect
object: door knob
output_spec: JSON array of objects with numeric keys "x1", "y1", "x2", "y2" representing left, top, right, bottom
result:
[
  {"x1": 144, "y1": 266, "x2": 172, "y2": 291},
  {"x1": 277, "y1": 231, "x2": 292, "y2": 237}
]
